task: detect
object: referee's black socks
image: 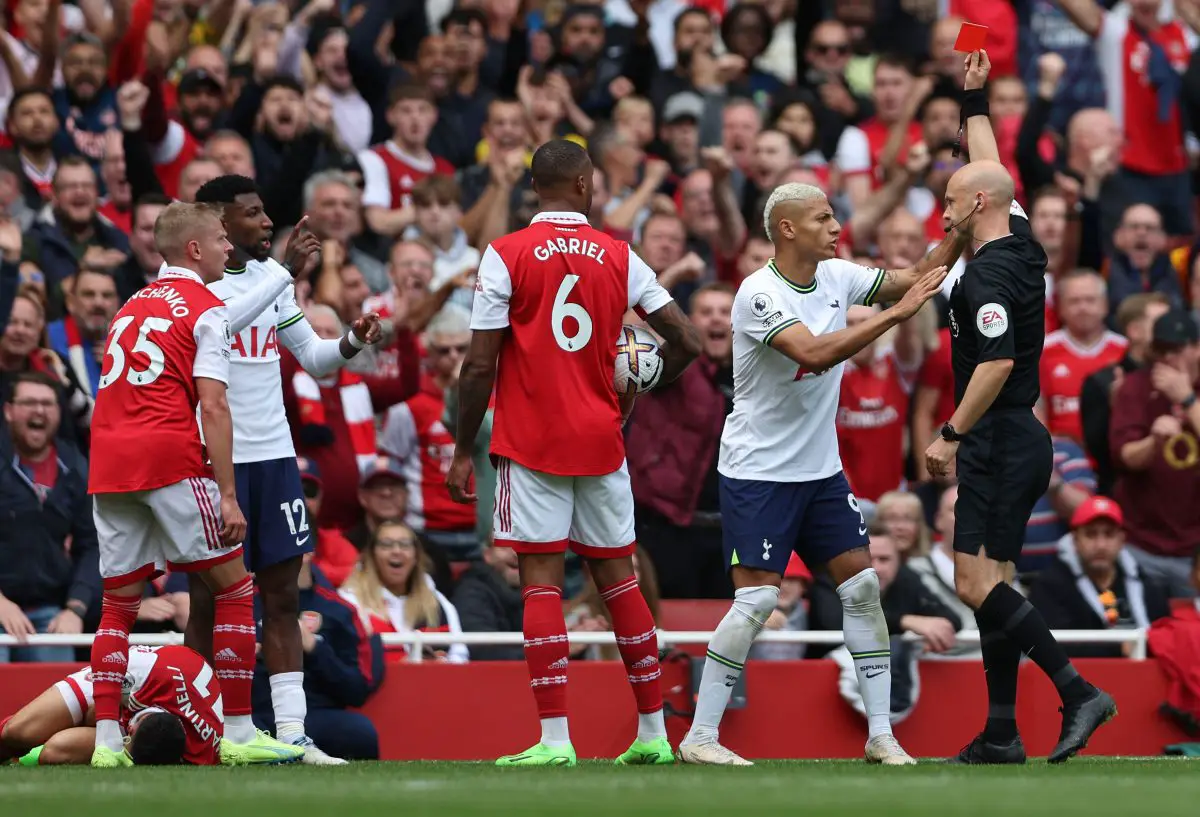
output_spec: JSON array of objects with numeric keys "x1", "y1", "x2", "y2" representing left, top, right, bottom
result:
[
  {"x1": 976, "y1": 583, "x2": 1093, "y2": 706},
  {"x1": 979, "y1": 623, "x2": 1021, "y2": 742}
]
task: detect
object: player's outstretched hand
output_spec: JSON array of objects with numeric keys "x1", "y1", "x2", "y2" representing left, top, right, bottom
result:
[
  {"x1": 893, "y1": 265, "x2": 949, "y2": 320},
  {"x1": 283, "y1": 215, "x2": 322, "y2": 280},
  {"x1": 446, "y1": 453, "x2": 477, "y2": 503},
  {"x1": 219, "y1": 496, "x2": 248, "y2": 547},
  {"x1": 352, "y1": 313, "x2": 383, "y2": 345}
]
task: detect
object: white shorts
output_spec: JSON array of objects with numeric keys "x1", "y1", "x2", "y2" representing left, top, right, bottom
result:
[
  {"x1": 94, "y1": 477, "x2": 243, "y2": 589},
  {"x1": 493, "y1": 457, "x2": 636, "y2": 559},
  {"x1": 54, "y1": 667, "x2": 94, "y2": 726}
]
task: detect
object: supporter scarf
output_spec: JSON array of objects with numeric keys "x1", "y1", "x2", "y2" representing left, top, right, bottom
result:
[
  {"x1": 58, "y1": 315, "x2": 97, "y2": 398},
  {"x1": 292, "y1": 367, "x2": 376, "y2": 474}
]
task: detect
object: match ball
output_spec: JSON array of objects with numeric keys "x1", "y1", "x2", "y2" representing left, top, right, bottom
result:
[{"x1": 613, "y1": 324, "x2": 663, "y2": 395}]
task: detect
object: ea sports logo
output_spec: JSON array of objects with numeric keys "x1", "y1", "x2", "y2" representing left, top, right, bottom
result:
[{"x1": 976, "y1": 303, "x2": 1008, "y2": 338}]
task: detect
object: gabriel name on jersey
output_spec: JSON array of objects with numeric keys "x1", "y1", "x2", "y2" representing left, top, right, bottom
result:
[{"x1": 718, "y1": 258, "x2": 885, "y2": 484}]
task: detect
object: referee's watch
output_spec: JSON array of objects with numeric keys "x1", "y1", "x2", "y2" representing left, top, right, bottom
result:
[{"x1": 940, "y1": 422, "x2": 964, "y2": 442}]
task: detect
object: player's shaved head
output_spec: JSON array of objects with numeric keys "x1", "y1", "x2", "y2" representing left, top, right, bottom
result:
[{"x1": 531, "y1": 139, "x2": 594, "y2": 214}]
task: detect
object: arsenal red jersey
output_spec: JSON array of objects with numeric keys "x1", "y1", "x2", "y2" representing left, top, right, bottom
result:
[
  {"x1": 837, "y1": 354, "x2": 909, "y2": 501},
  {"x1": 471, "y1": 211, "x2": 673, "y2": 476},
  {"x1": 89, "y1": 267, "x2": 231, "y2": 493},
  {"x1": 858, "y1": 118, "x2": 922, "y2": 187},
  {"x1": 1096, "y1": 12, "x2": 1196, "y2": 175},
  {"x1": 380, "y1": 377, "x2": 475, "y2": 532},
  {"x1": 917, "y1": 327, "x2": 955, "y2": 426},
  {"x1": 1041, "y1": 329, "x2": 1128, "y2": 443},
  {"x1": 359, "y1": 141, "x2": 455, "y2": 211},
  {"x1": 124, "y1": 645, "x2": 223, "y2": 765}
]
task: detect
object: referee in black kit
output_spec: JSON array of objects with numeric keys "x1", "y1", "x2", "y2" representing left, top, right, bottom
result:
[{"x1": 923, "y1": 50, "x2": 1117, "y2": 764}]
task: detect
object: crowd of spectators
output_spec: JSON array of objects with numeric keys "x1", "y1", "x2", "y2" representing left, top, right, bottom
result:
[{"x1": 1, "y1": 0, "x2": 1200, "y2": 727}]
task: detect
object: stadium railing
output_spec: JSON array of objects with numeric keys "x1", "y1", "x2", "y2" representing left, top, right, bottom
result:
[{"x1": 0, "y1": 628, "x2": 1149, "y2": 659}]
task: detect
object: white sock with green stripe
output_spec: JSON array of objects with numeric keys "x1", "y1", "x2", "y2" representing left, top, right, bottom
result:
[
  {"x1": 837, "y1": 568, "x2": 892, "y2": 739},
  {"x1": 683, "y1": 585, "x2": 778, "y2": 746}
]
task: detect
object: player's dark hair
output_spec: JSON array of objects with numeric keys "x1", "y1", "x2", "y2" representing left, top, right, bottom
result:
[
  {"x1": 261, "y1": 75, "x2": 304, "y2": 97},
  {"x1": 531, "y1": 139, "x2": 591, "y2": 191},
  {"x1": 8, "y1": 86, "x2": 54, "y2": 117},
  {"x1": 127, "y1": 712, "x2": 187, "y2": 766},
  {"x1": 195, "y1": 174, "x2": 262, "y2": 206}
]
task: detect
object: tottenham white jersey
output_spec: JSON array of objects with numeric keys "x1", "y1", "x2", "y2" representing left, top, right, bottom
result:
[
  {"x1": 208, "y1": 258, "x2": 342, "y2": 463},
  {"x1": 718, "y1": 258, "x2": 885, "y2": 483}
]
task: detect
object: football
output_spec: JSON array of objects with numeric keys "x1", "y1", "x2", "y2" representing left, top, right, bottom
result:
[{"x1": 613, "y1": 324, "x2": 664, "y2": 395}]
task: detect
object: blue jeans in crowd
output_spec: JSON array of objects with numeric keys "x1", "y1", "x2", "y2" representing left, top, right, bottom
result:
[{"x1": 0, "y1": 605, "x2": 75, "y2": 663}]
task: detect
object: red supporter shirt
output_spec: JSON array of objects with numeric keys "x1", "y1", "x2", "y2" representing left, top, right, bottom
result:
[
  {"x1": 380, "y1": 376, "x2": 475, "y2": 533},
  {"x1": 89, "y1": 267, "x2": 230, "y2": 493},
  {"x1": 1040, "y1": 329, "x2": 1128, "y2": 443},
  {"x1": 1096, "y1": 11, "x2": 1196, "y2": 175},
  {"x1": 359, "y1": 141, "x2": 455, "y2": 211},
  {"x1": 836, "y1": 354, "x2": 909, "y2": 501},
  {"x1": 917, "y1": 328, "x2": 956, "y2": 426},
  {"x1": 150, "y1": 123, "x2": 201, "y2": 201},
  {"x1": 858, "y1": 119, "x2": 922, "y2": 187},
  {"x1": 123, "y1": 645, "x2": 222, "y2": 765},
  {"x1": 471, "y1": 211, "x2": 673, "y2": 476}
]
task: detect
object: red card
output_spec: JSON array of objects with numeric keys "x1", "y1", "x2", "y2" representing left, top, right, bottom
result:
[{"x1": 953, "y1": 22, "x2": 988, "y2": 53}]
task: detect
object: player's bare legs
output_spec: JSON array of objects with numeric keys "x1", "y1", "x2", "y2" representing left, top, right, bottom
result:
[
  {"x1": 89, "y1": 580, "x2": 144, "y2": 767},
  {"x1": 38, "y1": 728, "x2": 96, "y2": 765},
  {"x1": 0, "y1": 685, "x2": 83, "y2": 762},
  {"x1": 587, "y1": 555, "x2": 673, "y2": 765},
  {"x1": 826, "y1": 547, "x2": 914, "y2": 766},
  {"x1": 184, "y1": 573, "x2": 214, "y2": 662},
  {"x1": 679, "y1": 565, "x2": 778, "y2": 766},
  {"x1": 496, "y1": 553, "x2": 576, "y2": 766}
]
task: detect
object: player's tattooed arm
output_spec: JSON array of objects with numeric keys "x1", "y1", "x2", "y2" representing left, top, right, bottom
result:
[
  {"x1": 644, "y1": 301, "x2": 702, "y2": 385},
  {"x1": 873, "y1": 228, "x2": 969, "y2": 304},
  {"x1": 448, "y1": 329, "x2": 505, "y2": 503}
]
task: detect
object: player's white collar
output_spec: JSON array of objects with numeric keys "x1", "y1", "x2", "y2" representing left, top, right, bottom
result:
[
  {"x1": 532, "y1": 211, "x2": 588, "y2": 225},
  {"x1": 157, "y1": 264, "x2": 204, "y2": 285}
]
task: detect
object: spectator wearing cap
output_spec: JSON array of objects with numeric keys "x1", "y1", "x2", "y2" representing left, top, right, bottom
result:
[
  {"x1": 344, "y1": 456, "x2": 409, "y2": 554},
  {"x1": 1080, "y1": 293, "x2": 1172, "y2": 495},
  {"x1": 279, "y1": 13, "x2": 371, "y2": 153},
  {"x1": 177, "y1": 68, "x2": 226, "y2": 143},
  {"x1": 751, "y1": 553, "x2": 811, "y2": 661},
  {"x1": 379, "y1": 306, "x2": 478, "y2": 561},
  {"x1": 1105, "y1": 204, "x2": 1185, "y2": 315},
  {"x1": 298, "y1": 457, "x2": 360, "y2": 589},
  {"x1": 52, "y1": 33, "x2": 117, "y2": 187},
  {"x1": 660, "y1": 93, "x2": 703, "y2": 176},
  {"x1": 282, "y1": 306, "x2": 414, "y2": 531},
  {"x1": 1029, "y1": 497, "x2": 1170, "y2": 658},
  {"x1": 253, "y1": 549, "x2": 385, "y2": 759},
  {"x1": 0, "y1": 372, "x2": 99, "y2": 663},
  {"x1": 1111, "y1": 309, "x2": 1200, "y2": 597}
]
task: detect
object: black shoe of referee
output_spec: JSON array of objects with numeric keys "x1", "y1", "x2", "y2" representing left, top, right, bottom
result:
[
  {"x1": 1048, "y1": 688, "x2": 1118, "y2": 764},
  {"x1": 944, "y1": 735, "x2": 1026, "y2": 765}
]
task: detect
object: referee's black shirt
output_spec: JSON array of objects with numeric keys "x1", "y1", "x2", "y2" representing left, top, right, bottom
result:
[{"x1": 948, "y1": 202, "x2": 1047, "y2": 410}]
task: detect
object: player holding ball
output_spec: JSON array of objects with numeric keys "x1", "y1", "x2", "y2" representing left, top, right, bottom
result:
[{"x1": 448, "y1": 140, "x2": 701, "y2": 767}]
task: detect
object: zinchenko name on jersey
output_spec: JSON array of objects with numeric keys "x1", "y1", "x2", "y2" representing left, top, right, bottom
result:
[{"x1": 129, "y1": 285, "x2": 194, "y2": 317}]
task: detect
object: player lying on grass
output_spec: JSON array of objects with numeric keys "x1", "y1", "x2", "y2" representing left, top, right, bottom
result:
[
  {"x1": 0, "y1": 645, "x2": 283, "y2": 766},
  {"x1": 676, "y1": 181, "x2": 969, "y2": 767}
]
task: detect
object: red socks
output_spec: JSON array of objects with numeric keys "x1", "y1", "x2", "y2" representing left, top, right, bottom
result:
[
  {"x1": 601, "y1": 576, "x2": 664, "y2": 715},
  {"x1": 90, "y1": 593, "x2": 141, "y2": 723},
  {"x1": 522, "y1": 585, "x2": 569, "y2": 720},
  {"x1": 212, "y1": 576, "x2": 256, "y2": 717}
]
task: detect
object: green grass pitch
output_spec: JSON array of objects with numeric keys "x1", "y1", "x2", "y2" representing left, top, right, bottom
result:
[{"x1": 3, "y1": 759, "x2": 1199, "y2": 817}]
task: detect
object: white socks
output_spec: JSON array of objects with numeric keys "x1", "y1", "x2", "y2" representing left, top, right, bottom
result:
[
  {"x1": 95, "y1": 719, "x2": 123, "y2": 752},
  {"x1": 225, "y1": 714, "x2": 257, "y2": 744},
  {"x1": 683, "y1": 585, "x2": 778, "y2": 746},
  {"x1": 540, "y1": 716, "x2": 570, "y2": 748},
  {"x1": 638, "y1": 710, "x2": 667, "y2": 743},
  {"x1": 837, "y1": 568, "x2": 892, "y2": 739},
  {"x1": 269, "y1": 672, "x2": 307, "y2": 742}
]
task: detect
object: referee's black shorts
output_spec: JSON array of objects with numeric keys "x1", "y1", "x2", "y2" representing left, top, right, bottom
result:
[{"x1": 953, "y1": 408, "x2": 1053, "y2": 563}]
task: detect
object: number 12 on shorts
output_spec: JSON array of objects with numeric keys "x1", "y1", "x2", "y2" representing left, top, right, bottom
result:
[{"x1": 280, "y1": 499, "x2": 310, "y2": 546}]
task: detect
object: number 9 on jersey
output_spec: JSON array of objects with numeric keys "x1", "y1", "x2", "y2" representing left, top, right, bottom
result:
[{"x1": 613, "y1": 325, "x2": 664, "y2": 395}]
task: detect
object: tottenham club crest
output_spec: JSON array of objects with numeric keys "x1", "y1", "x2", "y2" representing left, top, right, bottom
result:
[{"x1": 750, "y1": 292, "x2": 773, "y2": 318}]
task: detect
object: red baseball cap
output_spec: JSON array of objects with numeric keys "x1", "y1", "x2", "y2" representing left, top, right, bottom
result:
[
  {"x1": 1070, "y1": 496, "x2": 1124, "y2": 530},
  {"x1": 784, "y1": 552, "x2": 812, "y2": 581}
]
